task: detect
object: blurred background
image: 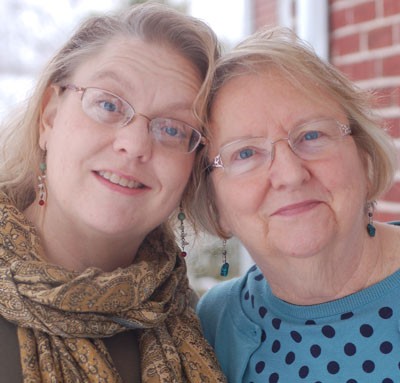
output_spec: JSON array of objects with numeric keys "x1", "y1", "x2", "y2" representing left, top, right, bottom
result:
[{"x1": 1, "y1": 0, "x2": 399, "y2": 293}]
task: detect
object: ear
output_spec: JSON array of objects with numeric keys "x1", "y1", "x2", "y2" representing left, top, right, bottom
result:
[{"x1": 39, "y1": 85, "x2": 60, "y2": 150}]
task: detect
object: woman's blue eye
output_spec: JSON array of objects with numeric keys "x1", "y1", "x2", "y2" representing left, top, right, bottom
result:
[
  {"x1": 165, "y1": 127, "x2": 178, "y2": 136},
  {"x1": 304, "y1": 131, "x2": 320, "y2": 140},
  {"x1": 239, "y1": 148, "x2": 254, "y2": 159},
  {"x1": 101, "y1": 101, "x2": 117, "y2": 112}
]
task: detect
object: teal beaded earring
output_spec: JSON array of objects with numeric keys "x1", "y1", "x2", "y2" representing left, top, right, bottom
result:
[
  {"x1": 178, "y1": 205, "x2": 189, "y2": 257},
  {"x1": 367, "y1": 202, "x2": 376, "y2": 237},
  {"x1": 220, "y1": 239, "x2": 229, "y2": 277},
  {"x1": 38, "y1": 151, "x2": 47, "y2": 206}
]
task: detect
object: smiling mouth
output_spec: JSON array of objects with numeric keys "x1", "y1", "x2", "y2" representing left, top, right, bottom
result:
[
  {"x1": 272, "y1": 200, "x2": 321, "y2": 216},
  {"x1": 97, "y1": 171, "x2": 146, "y2": 189}
]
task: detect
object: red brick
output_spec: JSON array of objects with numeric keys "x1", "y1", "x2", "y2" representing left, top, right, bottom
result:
[
  {"x1": 353, "y1": 1, "x2": 376, "y2": 24},
  {"x1": 384, "y1": 0, "x2": 400, "y2": 16},
  {"x1": 384, "y1": 117, "x2": 400, "y2": 137},
  {"x1": 368, "y1": 26, "x2": 393, "y2": 49},
  {"x1": 383, "y1": 54, "x2": 400, "y2": 76},
  {"x1": 373, "y1": 87, "x2": 398, "y2": 108},
  {"x1": 330, "y1": 9, "x2": 347, "y2": 30},
  {"x1": 382, "y1": 182, "x2": 400, "y2": 201},
  {"x1": 376, "y1": 211, "x2": 400, "y2": 222},
  {"x1": 332, "y1": 33, "x2": 360, "y2": 55},
  {"x1": 335, "y1": 60, "x2": 375, "y2": 81}
]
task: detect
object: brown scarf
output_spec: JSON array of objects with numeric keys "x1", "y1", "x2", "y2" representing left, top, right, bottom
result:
[{"x1": 0, "y1": 192, "x2": 226, "y2": 383}]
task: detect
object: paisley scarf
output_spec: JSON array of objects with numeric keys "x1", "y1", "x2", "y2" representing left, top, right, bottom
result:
[{"x1": 0, "y1": 192, "x2": 226, "y2": 383}]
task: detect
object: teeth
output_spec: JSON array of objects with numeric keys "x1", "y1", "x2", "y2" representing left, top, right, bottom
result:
[{"x1": 98, "y1": 171, "x2": 144, "y2": 189}]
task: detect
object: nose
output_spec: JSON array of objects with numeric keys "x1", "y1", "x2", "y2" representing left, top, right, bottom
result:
[
  {"x1": 112, "y1": 115, "x2": 152, "y2": 161},
  {"x1": 268, "y1": 139, "x2": 310, "y2": 190}
]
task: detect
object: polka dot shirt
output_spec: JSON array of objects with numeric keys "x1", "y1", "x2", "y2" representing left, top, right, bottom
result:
[{"x1": 241, "y1": 265, "x2": 400, "y2": 383}]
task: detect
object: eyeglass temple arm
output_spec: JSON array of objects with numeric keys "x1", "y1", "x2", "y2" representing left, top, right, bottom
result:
[
  {"x1": 339, "y1": 122, "x2": 352, "y2": 136},
  {"x1": 213, "y1": 154, "x2": 223, "y2": 168}
]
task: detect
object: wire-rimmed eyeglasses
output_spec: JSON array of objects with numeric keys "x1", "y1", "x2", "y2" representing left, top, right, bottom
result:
[
  {"x1": 60, "y1": 84, "x2": 206, "y2": 154},
  {"x1": 211, "y1": 118, "x2": 352, "y2": 177}
]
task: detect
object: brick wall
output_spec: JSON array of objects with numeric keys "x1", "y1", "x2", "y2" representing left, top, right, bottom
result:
[
  {"x1": 330, "y1": 0, "x2": 400, "y2": 221},
  {"x1": 253, "y1": 0, "x2": 400, "y2": 221}
]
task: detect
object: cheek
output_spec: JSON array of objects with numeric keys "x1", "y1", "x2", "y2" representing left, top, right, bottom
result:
[
  {"x1": 160, "y1": 153, "x2": 195, "y2": 190},
  {"x1": 313, "y1": 146, "x2": 368, "y2": 214},
  {"x1": 213, "y1": 174, "x2": 270, "y2": 231}
]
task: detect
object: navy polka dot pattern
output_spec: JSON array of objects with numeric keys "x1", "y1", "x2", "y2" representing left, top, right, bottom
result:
[
  {"x1": 285, "y1": 351, "x2": 295, "y2": 364},
  {"x1": 255, "y1": 361, "x2": 265, "y2": 374},
  {"x1": 259, "y1": 307, "x2": 267, "y2": 318},
  {"x1": 344, "y1": 342, "x2": 356, "y2": 356},
  {"x1": 269, "y1": 373, "x2": 279, "y2": 383},
  {"x1": 322, "y1": 325, "x2": 335, "y2": 338},
  {"x1": 379, "y1": 307, "x2": 393, "y2": 319},
  {"x1": 310, "y1": 344, "x2": 321, "y2": 358},
  {"x1": 261, "y1": 330, "x2": 266, "y2": 343},
  {"x1": 341, "y1": 312, "x2": 354, "y2": 320},
  {"x1": 327, "y1": 361, "x2": 340, "y2": 374},
  {"x1": 360, "y1": 324, "x2": 373, "y2": 337},
  {"x1": 239, "y1": 265, "x2": 400, "y2": 383}
]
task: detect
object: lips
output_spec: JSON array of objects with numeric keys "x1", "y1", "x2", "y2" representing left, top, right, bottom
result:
[
  {"x1": 272, "y1": 200, "x2": 321, "y2": 216},
  {"x1": 97, "y1": 170, "x2": 146, "y2": 189}
]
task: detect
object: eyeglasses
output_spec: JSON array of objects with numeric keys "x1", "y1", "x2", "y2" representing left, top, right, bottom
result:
[
  {"x1": 211, "y1": 118, "x2": 352, "y2": 177},
  {"x1": 60, "y1": 84, "x2": 206, "y2": 154}
]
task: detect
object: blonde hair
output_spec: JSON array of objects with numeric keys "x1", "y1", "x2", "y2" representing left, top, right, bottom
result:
[
  {"x1": 191, "y1": 27, "x2": 398, "y2": 237},
  {"x1": 0, "y1": 3, "x2": 219, "y2": 212}
]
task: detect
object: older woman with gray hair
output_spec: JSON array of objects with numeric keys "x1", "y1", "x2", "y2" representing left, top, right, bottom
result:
[{"x1": 194, "y1": 27, "x2": 400, "y2": 383}]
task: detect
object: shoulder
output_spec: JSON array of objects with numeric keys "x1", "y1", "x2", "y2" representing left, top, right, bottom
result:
[
  {"x1": 197, "y1": 277, "x2": 242, "y2": 318},
  {"x1": 196, "y1": 276, "x2": 245, "y2": 346}
]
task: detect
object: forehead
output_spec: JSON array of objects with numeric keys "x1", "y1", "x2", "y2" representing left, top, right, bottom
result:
[
  {"x1": 70, "y1": 37, "x2": 202, "y2": 102},
  {"x1": 209, "y1": 72, "x2": 346, "y2": 142}
]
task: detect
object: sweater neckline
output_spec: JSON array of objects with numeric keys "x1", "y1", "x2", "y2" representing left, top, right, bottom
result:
[{"x1": 243, "y1": 265, "x2": 400, "y2": 321}]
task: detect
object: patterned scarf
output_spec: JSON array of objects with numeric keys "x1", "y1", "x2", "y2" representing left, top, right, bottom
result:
[{"x1": 0, "y1": 193, "x2": 226, "y2": 383}]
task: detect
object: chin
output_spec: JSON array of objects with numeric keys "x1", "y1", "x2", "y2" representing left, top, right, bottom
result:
[{"x1": 268, "y1": 221, "x2": 335, "y2": 257}]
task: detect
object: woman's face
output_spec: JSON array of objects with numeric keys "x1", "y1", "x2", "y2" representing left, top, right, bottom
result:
[
  {"x1": 40, "y1": 38, "x2": 201, "y2": 241},
  {"x1": 209, "y1": 73, "x2": 369, "y2": 261}
]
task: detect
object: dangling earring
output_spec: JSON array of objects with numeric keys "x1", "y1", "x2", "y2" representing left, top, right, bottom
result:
[
  {"x1": 220, "y1": 239, "x2": 229, "y2": 277},
  {"x1": 178, "y1": 204, "x2": 189, "y2": 257},
  {"x1": 367, "y1": 201, "x2": 376, "y2": 237},
  {"x1": 38, "y1": 151, "x2": 47, "y2": 206}
]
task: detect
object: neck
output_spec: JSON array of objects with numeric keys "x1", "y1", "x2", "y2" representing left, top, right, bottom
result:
[
  {"x1": 255, "y1": 223, "x2": 398, "y2": 305},
  {"x1": 24, "y1": 200, "x2": 145, "y2": 272}
]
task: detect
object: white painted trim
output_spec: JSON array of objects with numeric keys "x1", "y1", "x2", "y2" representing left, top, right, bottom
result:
[
  {"x1": 295, "y1": 0, "x2": 329, "y2": 61},
  {"x1": 332, "y1": 44, "x2": 400, "y2": 66},
  {"x1": 356, "y1": 77, "x2": 400, "y2": 89},
  {"x1": 278, "y1": 0, "x2": 294, "y2": 29},
  {"x1": 374, "y1": 106, "x2": 400, "y2": 119},
  {"x1": 243, "y1": 0, "x2": 254, "y2": 36},
  {"x1": 376, "y1": 200, "x2": 400, "y2": 213},
  {"x1": 331, "y1": 0, "x2": 374, "y2": 11}
]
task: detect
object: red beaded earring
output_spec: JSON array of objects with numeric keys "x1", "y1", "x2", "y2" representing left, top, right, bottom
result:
[{"x1": 38, "y1": 151, "x2": 47, "y2": 206}]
